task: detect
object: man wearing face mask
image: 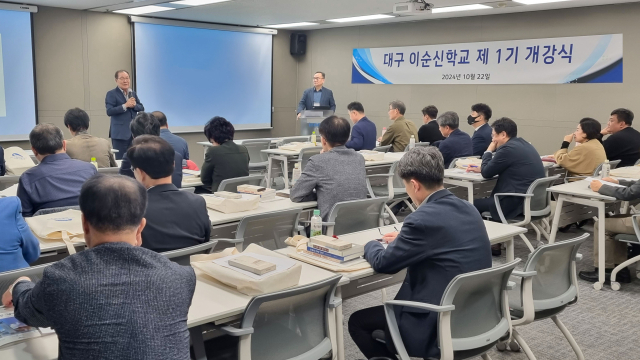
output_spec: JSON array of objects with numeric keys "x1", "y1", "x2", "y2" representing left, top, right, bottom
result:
[
  {"x1": 467, "y1": 118, "x2": 544, "y2": 256},
  {"x1": 468, "y1": 103, "x2": 493, "y2": 156}
]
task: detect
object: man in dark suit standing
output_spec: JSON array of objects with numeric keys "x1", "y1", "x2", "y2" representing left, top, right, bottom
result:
[
  {"x1": 296, "y1": 72, "x2": 336, "y2": 119},
  {"x1": 128, "y1": 135, "x2": 210, "y2": 252},
  {"x1": 469, "y1": 103, "x2": 493, "y2": 156},
  {"x1": 105, "y1": 70, "x2": 144, "y2": 159},
  {"x1": 468, "y1": 117, "x2": 544, "y2": 256},
  {"x1": 348, "y1": 147, "x2": 492, "y2": 360}
]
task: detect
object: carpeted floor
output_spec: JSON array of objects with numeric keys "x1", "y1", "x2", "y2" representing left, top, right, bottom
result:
[{"x1": 341, "y1": 222, "x2": 640, "y2": 360}]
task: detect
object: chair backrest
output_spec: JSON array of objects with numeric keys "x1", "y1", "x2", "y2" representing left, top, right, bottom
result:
[
  {"x1": 592, "y1": 160, "x2": 622, "y2": 176},
  {"x1": 525, "y1": 175, "x2": 561, "y2": 217},
  {"x1": 610, "y1": 159, "x2": 621, "y2": 169},
  {"x1": 373, "y1": 145, "x2": 392, "y2": 153},
  {"x1": 448, "y1": 156, "x2": 480, "y2": 169},
  {"x1": 0, "y1": 264, "x2": 52, "y2": 294},
  {"x1": 97, "y1": 167, "x2": 119, "y2": 175},
  {"x1": 242, "y1": 140, "x2": 271, "y2": 164},
  {"x1": 0, "y1": 175, "x2": 20, "y2": 191},
  {"x1": 522, "y1": 234, "x2": 588, "y2": 311},
  {"x1": 160, "y1": 241, "x2": 217, "y2": 266},
  {"x1": 218, "y1": 175, "x2": 266, "y2": 193},
  {"x1": 326, "y1": 197, "x2": 387, "y2": 236},
  {"x1": 238, "y1": 275, "x2": 341, "y2": 360},
  {"x1": 236, "y1": 208, "x2": 302, "y2": 250},
  {"x1": 179, "y1": 187, "x2": 196, "y2": 193},
  {"x1": 298, "y1": 146, "x2": 322, "y2": 171},
  {"x1": 440, "y1": 259, "x2": 520, "y2": 352},
  {"x1": 415, "y1": 142, "x2": 430, "y2": 148},
  {"x1": 277, "y1": 136, "x2": 312, "y2": 147},
  {"x1": 635, "y1": 159, "x2": 640, "y2": 166},
  {"x1": 33, "y1": 205, "x2": 80, "y2": 216}
]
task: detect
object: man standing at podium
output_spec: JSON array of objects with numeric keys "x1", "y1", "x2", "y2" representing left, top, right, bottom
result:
[
  {"x1": 105, "y1": 70, "x2": 144, "y2": 159},
  {"x1": 296, "y1": 71, "x2": 336, "y2": 119}
]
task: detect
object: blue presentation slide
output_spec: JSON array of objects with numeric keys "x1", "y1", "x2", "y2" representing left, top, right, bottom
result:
[
  {"x1": 0, "y1": 9, "x2": 36, "y2": 141},
  {"x1": 134, "y1": 22, "x2": 273, "y2": 132}
]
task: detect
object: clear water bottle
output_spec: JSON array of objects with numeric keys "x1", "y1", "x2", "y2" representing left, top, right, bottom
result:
[
  {"x1": 90, "y1": 157, "x2": 98, "y2": 169},
  {"x1": 310, "y1": 210, "x2": 322, "y2": 237},
  {"x1": 408, "y1": 135, "x2": 416, "y2": 151},
  {"x1": 601, "y1": 159, "x2": 610, "y2": 179},
  {"x1": 292, "y1": 163, "x2": 301, "y2": 185},
  {"x1": 312, "y1": 131, "x2": 317, "y2": 146}
]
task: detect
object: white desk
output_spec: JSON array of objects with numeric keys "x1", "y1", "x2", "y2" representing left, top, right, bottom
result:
[
  {"x1": 206, "y1": 197, "x2": 317, "y2": 227},
  {"x1": 547, "y1": 180, "x2": 618, "y2": 290},
  {"x1": 198, "y1": 136, "x2": 312, "y2": 157}
]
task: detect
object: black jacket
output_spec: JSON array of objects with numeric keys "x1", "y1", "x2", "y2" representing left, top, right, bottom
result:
[
  {"x1": 142, "y1": 184, "x2": 211, "y2": 252},
  {"x1": 200, "y1": 141, "x2": 250, "y2": 192},
  {"x1": 599, "y1": 127, "x2": 640, "y2": 167},
  {"x1": 417, "y1": 120, "x2": 444, "y2": 144}
]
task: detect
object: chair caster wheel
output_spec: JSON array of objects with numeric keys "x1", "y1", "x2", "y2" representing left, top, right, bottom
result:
[
  {"x1": 496, "y1": 342, "x2": 507, "y2": 352},
  {"x1": 611, "y1": 281, "x2": 621, "y2": 291},
  {"x1": 593, "y1": 282, "x2": 603, "y2": 290},
  {"x1": 509, "y1": 340, "x2": 521, "y2": 352}
]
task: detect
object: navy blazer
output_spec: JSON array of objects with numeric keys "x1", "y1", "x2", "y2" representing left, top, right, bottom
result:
[
  {"x1": 345, "y1": 116, "x2": 377, "y2": 151},
  {"x1": 296, "y1": 87, "x2": 336, "y2": 113},
  {"x1": 481, "y1": 137, "x2": 545, "y2": 219},
  {"x1": 364, "y1": 189, "x2": 492, "y2": 359},
  {"x1": 472, "y1": 123, "x2": 493, "y2": 156},
  {"x1": 437, "y1": 128, "x2": 473, "y2": 168},
  {"x1": 120, "y1": 151, "x2": 183, "y2": 188},
  {"x1": 105, "y1": 87, "x2": 144, "y2": 140}
]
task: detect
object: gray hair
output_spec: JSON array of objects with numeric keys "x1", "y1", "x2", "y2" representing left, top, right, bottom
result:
[
  {"x1": 396, "y1": 147, "x2": 444, "y2": 190},
  {"x1": 29, "y1": 123, "x2": 64, "y2": 155},
  {"x1": 389, "y1": 100, "x2": 406, "y2": 115},
  {"x1": 437, "y1": 111, "x2": 459, "y2": 130}
]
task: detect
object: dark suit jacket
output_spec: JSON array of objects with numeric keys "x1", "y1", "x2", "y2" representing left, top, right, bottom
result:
[
  {"x1": 120, "y1": 151, "x2": 183, "y2": 188},
  {"x1": 142, "y1": 184, "x2": 211, "y2": 252},
  {"x1": 418, "y1": 120, "x2": 444, "y2": 144},
  {"x1": 201, "y1": 141, "x2": 249, "y2": 192},
  {"x1": 598, "y1": 127, "x2": 640, "y2": 167},
  {"x1": 345, "y1": 116, "x2": 377, "y2": 151},
  {"x1": 437, "y1": 128, "x2": 473, "y2": 168},
  {"x1": 472, "y1": 123, "x2": 493, "y2": 156},
  {"x1": 481, "y1": 137, "x2": 545, "y2": 219},
  {"x1": 105, "y1": 87, "x2": 144, "y2": 140},
  {"x1": 0, "y1": 146, "x2": 5, "y2": 176},
  {"x1": 364, "y1": 189, "x2": 492, "y2": 359},
  {"x1": 296, "y1": 87, "x2": 336, "y2": 113},
  {"x1": 12, "y1": 242, "x2": 196, "y2": 360}
]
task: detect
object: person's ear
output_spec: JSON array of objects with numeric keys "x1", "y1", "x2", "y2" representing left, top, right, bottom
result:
[
  {"x1": 135, "y1": 218, "x2": 146, "y2": 247},
  {"x1": 411, "y1": 179, "x2": 421, "y2": 194},
  {"x1": 62, "y1": 140, "x2": 67, "y2": 152}
]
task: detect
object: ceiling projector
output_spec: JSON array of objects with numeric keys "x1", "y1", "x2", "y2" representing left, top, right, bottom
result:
[{"x1": 393, "y1": 1, "x2": 433, "y2": 15}]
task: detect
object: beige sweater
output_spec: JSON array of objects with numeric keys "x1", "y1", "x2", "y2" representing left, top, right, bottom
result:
[{"x1": 554, "y1": 139, "x2": 606, "y2": 177}]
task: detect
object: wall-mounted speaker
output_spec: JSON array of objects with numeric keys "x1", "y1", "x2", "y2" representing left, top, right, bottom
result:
[{"x1": 290, "y1": 33, "x2": 306, "y2": 56}]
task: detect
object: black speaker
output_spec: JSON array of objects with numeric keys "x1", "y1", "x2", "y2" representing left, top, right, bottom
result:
[{"x1": 290, "y1": 33, "x2": 306, "y2": 56}]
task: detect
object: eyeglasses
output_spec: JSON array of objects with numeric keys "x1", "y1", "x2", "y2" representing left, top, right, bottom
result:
[
  {"x1": 313, "y1": 77, "x2": 323, "y2": 80},
  {"x1": 118, "y1": 77, "x2": 130, "y2": 81}
]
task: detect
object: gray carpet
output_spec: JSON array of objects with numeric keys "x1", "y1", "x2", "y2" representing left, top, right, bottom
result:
[{"x1": 341, "y1": 222, "x2": 640, "y2": 360}]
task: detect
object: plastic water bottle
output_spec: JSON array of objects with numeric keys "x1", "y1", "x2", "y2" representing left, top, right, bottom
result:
[
  {"x1": 292, "y1": 163, "x2": 301, "y2": 185},
  {"x1": 90, "y1": 157, "x2": 98, "y2": 169},
  {"x1": 310, "y1": 210, "x2": 322, "y2": 237},
  {"x1": 312, "y1": 131, "x2": 317, "y2": 146},
  {"x1": 408, "y1": 135, "x2": 416, "y2": 151},
  {"x1": 601, "y1": 160, "x2": 610, "y2": 179}
]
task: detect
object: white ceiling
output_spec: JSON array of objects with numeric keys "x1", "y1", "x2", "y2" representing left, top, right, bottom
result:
[{"x1": 4, "y1": 0, "x2": 640, "y2": 29}]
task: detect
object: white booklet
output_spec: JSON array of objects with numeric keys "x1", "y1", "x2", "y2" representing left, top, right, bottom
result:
[
  {"x1": 0, "y1": 307, "x2": 55, "y2": 348},
  {"x1": 585, "y1": 177, "x2": 627, "y2": 189}
]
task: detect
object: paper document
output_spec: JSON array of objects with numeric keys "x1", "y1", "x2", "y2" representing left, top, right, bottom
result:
[
  {"x1": 448, "y1": 168, "x2": 467, "y2": 174},
  {"x1": 213, "y1": 253, "x2": 296, "y2": 280},
  {"x1": 0, "y1": 307, "x2": 54, "y2": 348},
  {"x1": 585, "y1": 177, "x2": 627, "y2": 189}
]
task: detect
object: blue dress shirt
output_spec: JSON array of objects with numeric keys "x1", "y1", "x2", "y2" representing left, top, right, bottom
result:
[
  {"x1": 313, "y1": 88, "x2": 322, "y2": 105},
  {"x1": 160, "y1": 129, "x2": 190, "y2": 160},
  {"x1": 0, "y1": 197, "x2": 40, "y2": 272},
  {"x1": 17, "y1": 153, "x2": 97, "y2": 217}
]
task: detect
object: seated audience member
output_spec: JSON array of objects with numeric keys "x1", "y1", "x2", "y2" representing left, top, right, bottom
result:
[
  {"x1": 0, "y1": 197, "x2": 40, "y2": 272},
  {"x1": 345, "y1": 101, "x2": 376, "y2": 151},
  {"x1": 435, "y1": 111, "x2": 472, "y2": 168},
  {"x1": 128, "y1": 135, "x2": 211, "y2": 252},
  {"x1": 201, "y1": 117, "x2": 250, "y2": 192},
  {"x1": 598, "y1": 108, "x2": 640, "y2": 167},
  {"x1": 2, "y1": 175, "x2": 195, "y2": 359},
  {"x1": 153, "y1": 110, "x2": 190, "y2": 161},
  {"x1": 63, "y1": 108, "x2": 117, "y2": 168},
  {"x1": 17, "y1": 124, "x2": 97, "y2": 217},
  {"x1": 583, "y1": 178, "x2": 640, "y2": 283},
  {"x1": 349, "y1": 147, "x2": 491, "y2": 360},
  {"x1": 0, "y1": 146, "x2": 5, "y2": 176},
  {"x1": 379, "y1": 100, "x2": 419, "y2": 152},
  {"x1": 469, "y1": 103, "x2": 493, "y2": 156},
  {"x1": 418, "y1": 105, "x2": 444, "y2": 144},
  {"x1": 291, "y1": 116, "x2": 367, "y2": 221},
  {"x1": 554, "y1": 118, "x2": 606, "y2": 177},
  {"x1": 468, "y1": 118, "x2": 544, "y2": 256},
  {"x1": 120, "y1": 112, "x2": 183, "y2": 188}
]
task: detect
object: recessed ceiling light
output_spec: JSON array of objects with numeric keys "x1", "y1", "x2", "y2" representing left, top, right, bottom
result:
[
  {"x1": 265, "y1": 22, "x2": 319, "y2": 28},
  {"x1": 113, "y1": 5, "x2": 174, "y2": 15},
  {"x1": 326, "y1": 14, "x2": 394, "y2": 23},
  {"x1": 513, "y1": 0, "x2": 571, "y2": 4},
  {"x1": 431, "y1": 4, "x2": 492, "y2": 13},
  {"x1": 170, "y1": 0, "x2": 232, "y2": 5}
]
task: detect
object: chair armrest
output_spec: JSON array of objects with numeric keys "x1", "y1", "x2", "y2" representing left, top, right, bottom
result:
[
  {"x1": 366, "y1": 174, "x2": 393, "y2": 179},
  {"x1": 329, "y1": 298, "x2": 342, "y2": 309},
  {"x1": 511, "y1": 270, "x2": 537, "y2": 278},
  {"x1": 492, "y1": 193, "x2": 534, "y2": 224},
  {"x1": 214, "y1": 238, "x2": 244, "y2": 244},
  {"x1": 493, "y1": 193, "x2": 534, "y2": 199},
  {"x1": 564, "y1": 176, "x2": 587, "y2": 183},
  {"x1": 384, "y1": 300, "x2": 455, "y2": 313},
  {"x1": 323, "y1": 222, "x2": 336, "y2": 226},
  {"x1": 575, "y1": 253, "x2": 583, "y2": 261},
  {"x1": 506, "y1": 281, "x2": 517, "y2": 290},
  {"x1": 219, "y1": 325, "x2": 254, "y2": 336},
  {"x1": 632, "y1": 214, "x2": 640, "y2": 237}
]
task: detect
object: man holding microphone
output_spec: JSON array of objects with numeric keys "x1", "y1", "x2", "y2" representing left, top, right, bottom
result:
[{"x1": 105, "y1": 70, "x2": 144, "y2": 159}]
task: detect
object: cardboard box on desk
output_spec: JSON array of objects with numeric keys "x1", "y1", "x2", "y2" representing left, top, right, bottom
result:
[{"x1": 203, "y1": 193, "x2": 260, "y2": 213}]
